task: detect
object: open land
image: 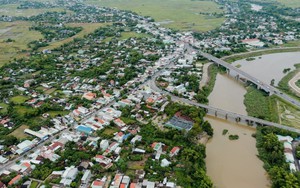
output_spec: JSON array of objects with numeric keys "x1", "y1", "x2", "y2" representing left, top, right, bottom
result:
[
  {"x1": 0, "y1": 4, "x2": 66, "y2": 17},
  {"x1": 0, "y1": 21, "x2": 43, "y2": 66},
  {"x1": 86, "y1": 0, "x2": 225, "y2": 31}
]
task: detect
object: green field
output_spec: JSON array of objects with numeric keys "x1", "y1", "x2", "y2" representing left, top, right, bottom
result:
[
  {"x1": 29, "y1": 181, "x2": 39, "y2": 188},
  {"x1": 277, "y1": 99, "x2": 300, "y2": 129},
  {"x1": 0, "y1": 4, "x2": 66, "y2": 17},
  {"x1": 15, "y1": 106, "x2": 35, "y2": 116},
  {"x1": 276, "y1": 0, "x2": 300, "y2": 8},
  {"x1": 244, "y1": 86, "x2": 279, "y2": 123},
  {"x1": 48, "y1": 110, "x2": 69, "y2": 118},
  {"x1": 281, "y1": 40, "x2": 300, "y2": 47},
  {"x1": 0, "y1": 21, "x2": 43, "y2": 66},
  {"x1": 86, "y1": 0, "x2": 225, "y2": 31},
  {"x1": 43, "y1": 23, "x2": 109, "y2": 50},
  {"x1": 10, "y1": 95, "x2": 29, "y2": 104},
  {"x1": 9, "y1": 125, "x2": 30, "y2": 139},
  {"x1": 103, "y1": 127, "x2": 119, "y2": 135},
  {"x1": 0, "y1": 103, "x2": 8, "y2": 113}
]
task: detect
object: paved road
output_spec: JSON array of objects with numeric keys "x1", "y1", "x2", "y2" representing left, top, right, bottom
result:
[{"x1": 199, "y1": 51, "x2": 300, "y2": 109}]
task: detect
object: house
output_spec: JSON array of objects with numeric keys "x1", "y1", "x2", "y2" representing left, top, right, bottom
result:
[
  {"x1": 161, "y1": 158, "x2": 171, "y2": 167},
  {"x1": 130, "y1": 135, "x2": 142, "y2": 145},
  {"x1": 91, "y1": 177, "x2": 107, "y2": 188},
  {"x1": 40, "y1": 149, "x2": 60, "y2": 162},
  {"x1": 114, "y1": 132, "x2": 124, "y2": 143},
  {"x1": 94, "y1": 155, "x2": 113, "y2": 169},
  {"x1": 83, "y1": 92, "x2": 97, "y2": 100},
  {"x1": 60, "y1": 166, "x2": 78, "y2": 187},
  {"x1": 110, "y1": 173, "x2": 123, "y2": 188},
  {"x1": 118, "y1": 99, "x2": 133, "y2": 107},
  {"x1": 120, "y1": 176, "x2": 130, "y2": 188},
  {"x1": 113, "y1": 118, "x2": 126, "y2": 127},
  {"x1": 151, "y1": 142, "x2": 163, "y2": 152},
  {"x1": 8, "y1": 174, "x2": 22, "y2": 186},
  {"x1": 100, "y1": 139, "x2": 109, "y2": 150},
  {"x1": 0, "y1": 156, "x2": 8, "y2": 164},
  {"x1": 169, "y1": 147, "x2": 180, "y2": 157},
  {"x1": 81, "y1": 170, "x2": 91, "y2": 185}
]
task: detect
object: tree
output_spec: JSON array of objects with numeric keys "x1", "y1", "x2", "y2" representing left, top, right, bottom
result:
[
  {"x1": 269, "y1": 166, "x2": 299, "y2": 188},
  {"x1": 202, "y1": 121, "x2": 213, "y2": 136}
]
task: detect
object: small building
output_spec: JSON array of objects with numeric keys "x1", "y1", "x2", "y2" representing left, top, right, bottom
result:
[
  {"x1": 81, "y1": 170, "x2": 91, "y2": 184},
  {"x1": 76, "y1": 125, "x2": 93, "y2": 135},
  {"x1": 169, "y1": 147, "x2": 180, "y2": 157},
  {"x1": 0, "y1": 156, "x2": 8, "y2": 164},
  {"x1": 91, "y1": 177, "x2": 107, "y2": 188},
  {"x1": 60, "y1": 166, "x2": 78, "y2": 187},
  {"x1": 100, "y1": 139, "x2": 109, "y2": 150},
  {"x1": 8, "y1": 174, "x2": 22, "y2": 186}
]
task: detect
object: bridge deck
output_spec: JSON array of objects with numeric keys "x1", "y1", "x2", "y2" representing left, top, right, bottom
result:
[{"x1": 199, "y1": 51, "x2": 300, "y2": 109}]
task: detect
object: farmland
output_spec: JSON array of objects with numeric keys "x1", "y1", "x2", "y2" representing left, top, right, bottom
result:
[
  {"x1": 0, "y1": 4, "x2": 66, "y2": 17},
  {"x1": 86, "y1": 0, "x2": 225, "y2": 32},
  {"x1": 0, "y1": 21, "x2": 43, "y2": 66}
]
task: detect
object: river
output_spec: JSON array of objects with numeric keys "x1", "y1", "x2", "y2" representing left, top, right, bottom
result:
[
  {"x1": 205, "y1": 73, "x2": 270, "y2": 188},
  {"x1": 232, "y1": 52, "x2": 300, "y2": 86}
]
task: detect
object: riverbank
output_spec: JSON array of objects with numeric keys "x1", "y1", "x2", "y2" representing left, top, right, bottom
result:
[
  {"x1": 205, "y1": 73, "x2": 270, "y2": 187},
  {"x1": 223, "y1": 47, "x2": 300, "y2": 63}
]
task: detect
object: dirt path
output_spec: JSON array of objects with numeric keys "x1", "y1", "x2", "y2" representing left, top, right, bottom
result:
[
  {"x1": 288, "y1": 71, "x2": 300, "y2": 96},
  {"x1": 199, "y1": 62, "x2": 212, "y2": 89}
]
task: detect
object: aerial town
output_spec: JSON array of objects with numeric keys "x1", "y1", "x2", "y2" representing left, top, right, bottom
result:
[{"x1": 1, "y1": 0, "x2": 300, "y2": 188}]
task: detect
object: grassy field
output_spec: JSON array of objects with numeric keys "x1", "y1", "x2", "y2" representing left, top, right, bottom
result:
[
  {"x1": 42, "y1": 23, "x2": 109, "y2": 50},
  {"x1": 45, "y1": 88, "x2": 57, "y2": 95},
  {"x1": 9, "y1": 125, "x2": 29, "y2": 139},
  {"x1": 48, "y1": 111, "x2": 69, "y2": 118},
  {"x1": 277, "y1": 65, "x2": 300, "y2": 101},
  {"x1": 10, "y1": 95, "x2": 29, "y2": 104},
  {"x1": 0, "y1": 4, "x2": 66, "y2": 17},
  {"x1": 86, "y1": 0, "x2": 225, "y2": 31},
  {"x1": 276, "y1": 0, "x2": 300, "y2": 8},
  {"x1": 0, "y1": 21, "x2": 43, "y2": 66},
  {"x1": 103, "y1": 127, "x2": 118, "y2": 135},
  {"x1": 0, "y1": 103, "x2": 8, "y2": 114},
  {"x1": 29, "y1": 181, "x2": 39, "y2": 188},
  {"x1": 244, "y1": 86, "x2": 279, "y2": 123},
  {"x1": 281, "y1": 40, "x2": 300, "y2": 47},
  {"x1": 277, "y1": 99, "x2": 300, "y2": 129},
  {"x1": 14, "y1": 106, "x2": 35, "y2": 116}
]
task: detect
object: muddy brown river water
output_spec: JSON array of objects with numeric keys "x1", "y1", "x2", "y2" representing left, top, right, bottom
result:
[{"x1": 205, "y1": 74, "x2": 270, "y2": 188}]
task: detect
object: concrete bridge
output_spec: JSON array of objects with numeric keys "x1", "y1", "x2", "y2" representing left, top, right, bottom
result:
[
  {"x1": 199, "y1": 51, "x2": 300, "y2": 109},
  {"x1": 149, "y1": 78, "x2": 300, "y2": 134}
]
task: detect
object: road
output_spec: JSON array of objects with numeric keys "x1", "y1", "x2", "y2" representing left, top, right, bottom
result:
[{"x1": 199, "y1": 51, "x2": 300, "y2": 109}]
